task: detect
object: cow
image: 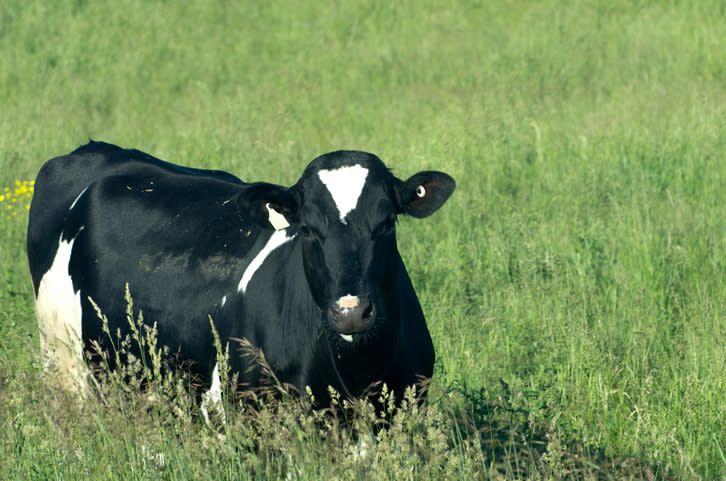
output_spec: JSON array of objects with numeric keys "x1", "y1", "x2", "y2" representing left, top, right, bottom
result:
[{"x1": 27, "y1": 140, "x2": 455, "y2": 413}]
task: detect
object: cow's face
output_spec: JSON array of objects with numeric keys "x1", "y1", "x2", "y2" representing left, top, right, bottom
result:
[
  {"x1": 241, "y1": 151, "x2": 455, "y2": 341},
  {"x1": 293, "y1": 152, "x2": 401, "y2": 340}
]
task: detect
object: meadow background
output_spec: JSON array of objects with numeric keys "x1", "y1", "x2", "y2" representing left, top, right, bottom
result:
[{"x1": 1, "y1": 0, "x2": 725, "y2": 479}]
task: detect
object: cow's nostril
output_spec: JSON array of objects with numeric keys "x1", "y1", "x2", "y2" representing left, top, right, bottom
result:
[{"x1": 361, "y1": 301, "x2": 375, "y2": 321}]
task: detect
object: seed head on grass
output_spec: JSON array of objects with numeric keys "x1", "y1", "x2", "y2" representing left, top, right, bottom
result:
[{"x1": 87, "y1": 285, "x2": 196, "y2": 424}]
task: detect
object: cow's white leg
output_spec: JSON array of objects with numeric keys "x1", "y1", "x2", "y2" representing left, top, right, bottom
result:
[
  {"x1": 34, "y1": 232, "x2": 88, "y2": 397},
  {"x1": 201, "y1": 363, "x2": 226, "y2": 426}
]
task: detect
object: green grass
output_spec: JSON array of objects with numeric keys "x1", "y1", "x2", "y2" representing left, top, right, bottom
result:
[{"x1": 2, "y1": 0, "x2": 726, "y2": 478}]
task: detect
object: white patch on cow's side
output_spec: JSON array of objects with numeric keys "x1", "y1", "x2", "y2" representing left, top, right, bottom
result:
[
  {"x1": 266, "y1": 203, "x2": 290, "y2": 230},
  {"x1": 220, "y1": 295, "x2": 227, "y2": 307},
  {"x1": 339, "y1": 334, "x2": 354, "y2": 343},
  {"x1": 69, "y1": 186, "x2": 89, "y2": 211},
  {"x1": 201, "y1": 363, "x2": 226, "y2": 426},
  {"x1": 317, "y1": 165, "x2": 368, "y2": 224},
  {"x1": 238, "y1": 230, "x2": 297, "y2": 294},
  {"x1": 35, "y1": 230, "x2": 88, "y2": 396}
]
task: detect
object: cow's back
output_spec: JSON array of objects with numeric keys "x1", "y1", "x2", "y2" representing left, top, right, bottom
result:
[{"x1": 27, "y1": 141, "x2": 241, "y2": 291}]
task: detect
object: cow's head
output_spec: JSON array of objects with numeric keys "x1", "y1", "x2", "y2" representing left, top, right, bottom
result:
[{"x1": 238, "y1": 151, "x2": 455, "y2": 341}]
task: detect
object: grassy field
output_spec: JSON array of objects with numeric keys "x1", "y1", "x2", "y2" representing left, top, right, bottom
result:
[{"x1": 2, "y1": 0, "x2": 726, "y2": 479}]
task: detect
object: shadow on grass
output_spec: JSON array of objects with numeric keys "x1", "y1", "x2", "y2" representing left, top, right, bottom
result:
[{"x1": 439, "y1": 378, "x2": 680, "y2": 480}]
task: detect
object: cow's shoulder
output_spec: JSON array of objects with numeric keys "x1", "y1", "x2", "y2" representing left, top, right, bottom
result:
[{"x1": 72, "y1": 170, "x2": 266, "y2": 263}]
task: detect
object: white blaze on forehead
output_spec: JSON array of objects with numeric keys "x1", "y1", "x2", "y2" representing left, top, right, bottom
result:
[
  {"x1": 35, "y1": 230, "x2": 88, "y2": 396},
  {"x1": 238, "y1": 229, "x2": 297, "y2": 294},
  {"x1": 317, "y1": 165, "x2": 368, "y2": 224}
]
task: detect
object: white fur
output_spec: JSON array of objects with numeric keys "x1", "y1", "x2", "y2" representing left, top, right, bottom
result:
[
  {"x1": 317, "y1": 165, "x2": 368, "y2": 224},
  {"x1": 69, "y1": 186, "x2": 89, "y2": 211},
  {"x1": 339, "y1": 334, "x2": 353, "y2": 342},
  {"x1": 351, "y1": 434, "x2": 375, "y2": 461},
  {"x1": 201, "y1": 363, "x2": 226, "y2": 426},
  {"x1": 238, "y1": 230, "x2": 296, "y2": 294},
  {"x1": 35, "y1": 230, "x2": 88, "y2": 395}
]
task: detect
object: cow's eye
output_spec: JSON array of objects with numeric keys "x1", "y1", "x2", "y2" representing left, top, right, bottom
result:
[{"x1": 300, "y1": 225, "x2": 320, "y2": 239}]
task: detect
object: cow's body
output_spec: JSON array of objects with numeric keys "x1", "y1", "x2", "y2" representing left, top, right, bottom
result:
[{"x1": 27, "y1": 141, "x2": 455, "y2": 408}]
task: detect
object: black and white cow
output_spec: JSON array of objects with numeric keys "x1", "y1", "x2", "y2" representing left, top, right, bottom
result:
[{"x1": 27, "y1": 141, "x2": 455, "y2": 410}]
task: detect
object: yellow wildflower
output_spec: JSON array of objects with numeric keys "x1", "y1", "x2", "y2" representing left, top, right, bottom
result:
[{"x1": 1, "y1": 180, "x2": 34, "y2": 214}]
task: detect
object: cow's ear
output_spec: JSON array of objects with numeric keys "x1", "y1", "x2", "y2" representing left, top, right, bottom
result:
[
  {"x1": 394, "y1": 171, "x2": 456, "y2": 218},
  {"x1": 236, "y1": 182, "x2": 298, "y2": 229}
]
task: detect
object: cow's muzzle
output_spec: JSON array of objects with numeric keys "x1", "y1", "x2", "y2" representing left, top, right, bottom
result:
[{"x1": 327, "y1": 294, "x2": 376, "y2": 335}]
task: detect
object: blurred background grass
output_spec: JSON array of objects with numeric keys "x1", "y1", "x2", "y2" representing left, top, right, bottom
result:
[{"x1": 2, "y1": 0, "x2": 725, "y2": 478}]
